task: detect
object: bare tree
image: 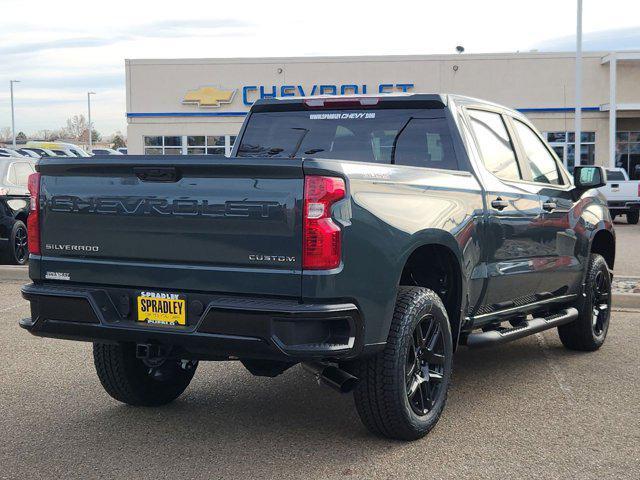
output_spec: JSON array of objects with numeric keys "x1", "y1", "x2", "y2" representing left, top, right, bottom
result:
[
  {"x1": 65, "y1": 115, "x2": 89, "y2": 141},
  {"x1": 0, "y1": 127, "x2": 11, "y2": 143}
]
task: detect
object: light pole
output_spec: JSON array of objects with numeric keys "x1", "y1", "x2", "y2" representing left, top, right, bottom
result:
[
  {"x1": 87, "y1": 91, "x2": 96, "y2": 149},
  {"x1": 575, "y1": 0, "x2": 583, "y2": 167},
  {"x1": 10, "y1": 80, "x2": 20, "y2": 148}
]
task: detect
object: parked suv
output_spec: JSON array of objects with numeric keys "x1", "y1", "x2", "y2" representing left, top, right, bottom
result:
[
  {"x1": 0, "y1": 157, "x2": 35, "y2": 264},
  {"x1": 20, "y1": 94, "x2": 614, "y2": 440}
]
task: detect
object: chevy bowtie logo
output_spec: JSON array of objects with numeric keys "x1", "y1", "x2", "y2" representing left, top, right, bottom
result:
[{"x1": 182, "y1": 86, "x2": 236, "y2": 108}]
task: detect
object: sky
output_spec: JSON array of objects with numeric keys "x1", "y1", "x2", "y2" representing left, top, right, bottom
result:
[{"x1": 2, "y1": 0, "x2": 640, "y2": 137}]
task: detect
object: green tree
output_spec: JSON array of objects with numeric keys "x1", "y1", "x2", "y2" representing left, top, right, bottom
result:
[
  {"x1": 111, "y1": 134, "x2": 126, "y2": 149},
  {"x1": 15, "y1": 131, "x2": 27, "y2": 142}
]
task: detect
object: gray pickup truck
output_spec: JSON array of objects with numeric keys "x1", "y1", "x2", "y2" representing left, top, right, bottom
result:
[{"x1": 20, "y1": 94, "x2": 615, "y2": 440}]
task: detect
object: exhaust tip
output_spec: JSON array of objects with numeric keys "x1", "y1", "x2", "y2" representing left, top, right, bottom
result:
[{"x1": 303, "y1": 362, "x2": 359, "y2": 394}]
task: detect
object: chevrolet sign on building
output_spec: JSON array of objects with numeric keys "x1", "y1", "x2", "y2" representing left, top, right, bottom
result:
[{"x1": 126, "y1": 52, "x2": 640, "y2": 176}]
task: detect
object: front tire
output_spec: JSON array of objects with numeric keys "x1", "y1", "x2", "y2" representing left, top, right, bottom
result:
[
  {"x1": 93, "y1": 343, "x2": 197, "y2": 406},
  {"x1": 558, "y1": 254, "x2": 611, "y2": 351},
  {"x1": 353, "y1": 287, "x2": 453, "y2": 440},
  {"x1": 626, "y1": 210, "x2": 639, "y2": 224}
]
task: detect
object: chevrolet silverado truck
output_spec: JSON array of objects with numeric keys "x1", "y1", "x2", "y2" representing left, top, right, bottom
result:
[{"x1": 20, "y1": 94, "x2": 615, "y2": 440}]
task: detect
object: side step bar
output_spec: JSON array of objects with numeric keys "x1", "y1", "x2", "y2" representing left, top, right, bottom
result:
[{"x1": 465, "y1": 308, "x2": 578, "y2": 349}]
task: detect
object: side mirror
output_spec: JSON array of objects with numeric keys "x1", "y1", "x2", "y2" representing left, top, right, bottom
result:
[{"x1": 573, "y1": 165, "x2": 607, "y2": 190}]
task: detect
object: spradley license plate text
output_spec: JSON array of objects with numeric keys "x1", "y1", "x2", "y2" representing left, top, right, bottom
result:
[{"x1": 137, "y1": 292, "x2": 186, "y2": 326}]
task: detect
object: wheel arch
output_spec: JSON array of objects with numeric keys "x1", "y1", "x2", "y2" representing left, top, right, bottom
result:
[
  {"x1": 397, "y1": 231, "x2": 465, "y2": 349},
  {"x1": 590, "y1": 228, "x2": 615, "y2": 270}
]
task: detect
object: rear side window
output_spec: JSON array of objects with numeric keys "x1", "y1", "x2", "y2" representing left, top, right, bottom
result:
[
  {"x1": 394, "y1": 118, "x2": 456, "y2": 170},
  {"x1": 8, "y1": 162, "x2": 35, "y2": 187},
  {"x1": 468, "y1": 110, "x2": 521, "y2": 181},
  {"x1": 606, "y1": 169, "x2": 625, "y2": 181},
  {"x1": 513, "y1": 120, "x2": 562, "y2": 185}
]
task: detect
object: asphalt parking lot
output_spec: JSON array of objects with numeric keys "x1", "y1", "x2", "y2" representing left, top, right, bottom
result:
[
  {"x1": 2, "y1": 223, "x2": 640, "y2": 479},
  {"x1": 1, "y1": 277, "x2": 638, "y2": 480}
]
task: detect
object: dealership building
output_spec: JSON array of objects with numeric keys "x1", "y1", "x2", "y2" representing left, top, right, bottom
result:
[{"x1": 125, "y1": 51, "x2": 640, "y2": 176}]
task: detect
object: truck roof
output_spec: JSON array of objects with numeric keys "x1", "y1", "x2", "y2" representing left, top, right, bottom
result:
[{"x1": 250, "y1": 93, "x2": 523, "y2": 118}]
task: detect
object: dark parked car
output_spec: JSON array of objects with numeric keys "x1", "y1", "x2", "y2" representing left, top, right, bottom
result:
[
  {"x1": 20, "y1": 94, "x2": 614, "y2": 440},
  {"x1": 0, "y1": 157, "x2": 35, "y2": 264}
]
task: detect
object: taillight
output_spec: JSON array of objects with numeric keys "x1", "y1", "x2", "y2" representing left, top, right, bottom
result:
[
  {"x1": 637, "y1": 183, "x2": 640, "y2": 197},
  {"x1": 27, "y1": 172, "x2": 41, "y2": 255},
  {"x1": 303, "y1": 175, "x2": 345, "y2": 270}
]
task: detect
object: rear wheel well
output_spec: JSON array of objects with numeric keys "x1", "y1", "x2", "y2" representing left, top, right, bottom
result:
[
  {"x1": 399, "y1": 244, "x2": 462, "y2": 345},
  {"x1": 591, "y1": 230, "x2": 615, "y2": 270}
]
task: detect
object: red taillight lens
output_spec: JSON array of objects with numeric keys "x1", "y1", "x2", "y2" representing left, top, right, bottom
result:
[
  {"x1": 27, "y1": 172, "x2": 41, "y2": 255},
  {"x1": 303, "y1": 175, "x2": 345, "y2": 270}
]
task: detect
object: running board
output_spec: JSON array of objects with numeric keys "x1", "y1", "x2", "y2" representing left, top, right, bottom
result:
[{"x1": 465, "y1": 308, "x2": 578, "y2": 349}]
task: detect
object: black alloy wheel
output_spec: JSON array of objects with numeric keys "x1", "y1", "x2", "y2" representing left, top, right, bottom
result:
[
  {"x1": 14, "y1": 224, "x2": 28, "y2": 264},
  {"x1": 590, "y1": 268, "x2": 611, "y2": 338},
  {"x1": 558, "y1": 253, "x2": 611, "y2": 351},
  {"x1": 405, "y1": 314, "x2": 446, "y2": 416}
]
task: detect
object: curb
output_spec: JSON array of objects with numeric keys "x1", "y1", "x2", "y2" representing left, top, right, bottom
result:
[{"x1": 612, "y1": 293, "x2": 640, "y2": 310}]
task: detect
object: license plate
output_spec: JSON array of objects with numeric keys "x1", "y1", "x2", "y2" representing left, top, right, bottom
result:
[{"x1": 137, "y1": 292, "x2": 186, "y2": 326}]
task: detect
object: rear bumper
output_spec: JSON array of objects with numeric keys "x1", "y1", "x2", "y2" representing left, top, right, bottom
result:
[
  {"x1": 20, "y1": 283, "x2": 363, "y2": 362},
  {"x1": 607, "y1": 201, "x2": 640, "y2": 211}
]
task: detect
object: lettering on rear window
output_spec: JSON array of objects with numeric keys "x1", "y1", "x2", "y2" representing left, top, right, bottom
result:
[{"x1": 309, "y1": 112, "x2": 376, "y2": 120}]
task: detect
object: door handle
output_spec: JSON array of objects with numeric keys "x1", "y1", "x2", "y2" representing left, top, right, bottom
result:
[
  {"x1": 491, "y1": 198, "x2": 509, "y2": 211},
  {"x1": 542, "y1": 201, "x2": 557, "y2": 212}
]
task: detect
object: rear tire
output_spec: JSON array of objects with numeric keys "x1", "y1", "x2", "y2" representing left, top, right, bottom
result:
[
  {"x1": 626, "y1": 210, "x2": 639, "y2": 224},
  {"x1": 558, "y1": 254, "x2": 611, "y2": 351},
  {"x1": 2, "y1": 220, "x2": 28, "y2": 265},
  {"x1": 352, "y1": 287, "x2": 453, "y2": 440},
  {"x1": 93, "y1": 343, "x2": 197, "y2": 406}
]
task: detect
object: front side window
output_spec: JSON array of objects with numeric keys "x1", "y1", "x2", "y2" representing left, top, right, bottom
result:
[
  {"x1": 468, "y1": 109, "x2": 521, "y2": 181},
  {"x1": 514, "y1": 120, "x2": 562, "y2": 185}
]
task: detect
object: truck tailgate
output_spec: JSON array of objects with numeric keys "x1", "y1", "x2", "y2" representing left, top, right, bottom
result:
[{"x1": 36, "y1": 156, "x2": 304, "y2": 297}]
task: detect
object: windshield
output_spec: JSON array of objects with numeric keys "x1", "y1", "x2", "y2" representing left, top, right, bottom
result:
[{"x1": 237, "y1": 108, "x2": 458, "y2": 170}]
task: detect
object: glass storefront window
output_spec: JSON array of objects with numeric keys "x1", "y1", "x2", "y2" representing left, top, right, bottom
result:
[
  {"x1": 144, "y1": 136, "x2": 162, "y2": 146},
  {"x1": 207, "y1": 136, "x2": 225, "y2": 146},
  {"x1": 568, "y1": 132, "x2": 595, "y2": 143},
  {"x1": 207, "y1": 147, "x2": 225, "y2": 156},
  {"x1": 615, "y1": 131, "x2": 640, "y2": 179},
  {"x1": 546, "y1": 132, "x2": 566, "y2": 142},
  {"x1": 143, "y1": 135, "x2": 237, "y2": 156},
  {"x1": 544, "y1": 131, "x2": 596, "y2": 173},
  {"x1": 567, "y1": 144, "x2": 595, "y2": 171},
  {"x1": 616, "y1": 132, "x2": 629, "y2": 142}
]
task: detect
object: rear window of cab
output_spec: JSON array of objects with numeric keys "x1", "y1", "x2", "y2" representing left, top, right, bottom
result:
[{"x1": 237, "y1": 108, "x2": 459, "y2": 171}]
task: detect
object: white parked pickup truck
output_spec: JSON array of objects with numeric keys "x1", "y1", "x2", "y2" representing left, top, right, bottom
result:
[{"x1": 599, "y1": 168, "x2": 640, "y2": 224}]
